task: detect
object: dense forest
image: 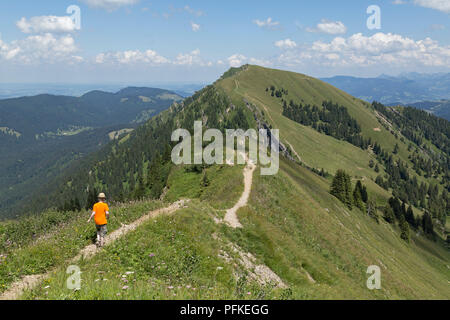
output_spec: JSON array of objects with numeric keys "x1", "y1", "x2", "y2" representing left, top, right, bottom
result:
[
  {"x1": 0, "y1": 88, "x2": 182, "y2": 218},
  {"x1": 16, "y1": 85, "x2": 253, "y2": 217}
]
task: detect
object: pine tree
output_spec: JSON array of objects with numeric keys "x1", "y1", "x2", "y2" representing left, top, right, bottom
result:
[
  {"x1": 383, "y1": 206, "x2": 395, "y2": 224},
  {"x1": 405, "y1": 205, "x2": 415, "y2": 227},
  {"x1": 353, "y1": 181, "x2": 365, "y2": 211},
  {"x1": 330, "y1": 170, "x2": 353, "y2": 210},
  {"x1": 400, "y1": 218, "x2": 410, "y2": 242},
  {"x1": 393, "y1": 143, "x2": 399, "y2": 154}
]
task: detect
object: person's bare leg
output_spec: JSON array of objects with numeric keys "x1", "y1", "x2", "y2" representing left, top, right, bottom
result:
[{"x1": 96, "y1": 232, "x2": 101, "y2": 248}]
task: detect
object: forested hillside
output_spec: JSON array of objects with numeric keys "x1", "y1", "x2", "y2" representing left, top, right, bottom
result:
[{"x1": 0, "y1": 88, "x2": 182, "y2": 218}]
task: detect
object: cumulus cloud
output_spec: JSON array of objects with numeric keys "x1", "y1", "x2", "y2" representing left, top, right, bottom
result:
[
  {"x1": 307, "y1": 19, "x2": 347, "y2": 35},
  {"x1": 253, "y1": 17, "x2": 280, "y2": 29},
  {"x1": 174, "y1": 49, "x2": 204, "y2": 66},
  {"x1": 227, "y1": 54, "x2": 271, "y2": 68},
  {"x1": 277, "y1": 33, "x2": 450, "y2": 69},
  {"x1": 191, "y1": 22, "x2": 200, "y2": 32},
  {"x1": 16, "y1": 16, "x2": 77, "y2": 34},
  {"x1": 414, "y1": 0, "x2": 450, "y2": 13},
  {"x1": 95, "y1": 49, "x2": 169, "y2": 65},
  {"x1": 79, "y1": 0, "x2": 139, "y2": 10},
  {"x1": 95, "y1": 48, "x2": 213, "y2": 67},
  {"x1": 275, "y1": 39, "x2": 297, "y2": 49},
  {"x1": 0, "y1": 33, "x2": 79, "y2": 64}
]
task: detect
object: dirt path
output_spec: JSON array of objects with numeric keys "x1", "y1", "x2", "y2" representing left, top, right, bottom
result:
[
  {"x1": 224, "y1": 157, "x2": 256, "y2": 228},
  {"x1": 285, "y1": 140, "x2": 304, "y2": 164},
  {"x1": 0, "y1": 200, "x2": 189, "y2": 300}
]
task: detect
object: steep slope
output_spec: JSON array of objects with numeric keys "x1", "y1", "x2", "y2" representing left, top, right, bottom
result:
[
  {"x1": 2, "y1": 65, "x2": 448, "y2": 300},
  {"x1": 3, "y1": 157, "x2": 449, "y2": 299}
]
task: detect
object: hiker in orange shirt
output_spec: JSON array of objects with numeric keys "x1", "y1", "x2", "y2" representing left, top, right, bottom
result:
[{"x1": 88, "y1": 193, "x2": 110, "y2": 248}]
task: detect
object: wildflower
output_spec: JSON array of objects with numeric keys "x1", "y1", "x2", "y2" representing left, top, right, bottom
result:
[
  {"x1": 122, "y1": 286, "x2": 129, "y2": 290},
  {"x1": 217, "y1": 267, "x2": 223, "y2": 271},
  {"x1": 247, "y1": 292, "x2": 251, "y2": 295},
  {"x1": 168, "y1": 286, "x2": 174, "y2": 289},
  {"x1": 125, "y1": 271, "x2": 134, "y2": 275},
  {"x1": 149, "y1": 253, "x2": 155, "y2": 257},
  {"x1": 44, "y1": 285, "x2": 50, "y2": 289}
]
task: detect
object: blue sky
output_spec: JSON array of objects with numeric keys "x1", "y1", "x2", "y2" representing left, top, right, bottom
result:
[{"x1": 0, "y1": 0, "x2": 449, "y2": 84}]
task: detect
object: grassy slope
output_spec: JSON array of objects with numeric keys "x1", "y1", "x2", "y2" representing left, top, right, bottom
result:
[
  {"x1": 216, "y1": 65, "x2": 440, "y2": 198},
  {"x1": 18, "y1": 159, "x2": 450, "y2": 300},
  {"x1": 3, "y1": 65, "x2": 449, "y2": 300}
]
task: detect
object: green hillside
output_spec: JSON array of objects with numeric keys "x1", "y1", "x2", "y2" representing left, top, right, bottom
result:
[
  {"x1": 0, "y1": 88, "x2": 182, "y2": 218},
  {"x1": 1, "y1": 65, "x2": 448, "y2": 300}
]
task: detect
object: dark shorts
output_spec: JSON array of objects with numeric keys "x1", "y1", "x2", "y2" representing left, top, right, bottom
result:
[{"x1": 96, "y1": 224, "x2": 107, "y2": 237}]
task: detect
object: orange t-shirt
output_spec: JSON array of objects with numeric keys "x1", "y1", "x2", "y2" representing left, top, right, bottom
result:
[{"x1": 93, "y1": 202, "x2": 109, "y2": 226}]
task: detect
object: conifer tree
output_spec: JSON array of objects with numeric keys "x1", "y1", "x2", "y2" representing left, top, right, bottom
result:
[{"x1": 330, "y1": 169, "x2": 353, "y2": 210}]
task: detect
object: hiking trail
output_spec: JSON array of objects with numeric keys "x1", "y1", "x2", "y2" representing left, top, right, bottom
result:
[
  {"x1": 223, "y1": 154, "x2": 256, "y2": 228},
  {"x1": 0, "y1": 200, "x2": 189, "y2": 300}
]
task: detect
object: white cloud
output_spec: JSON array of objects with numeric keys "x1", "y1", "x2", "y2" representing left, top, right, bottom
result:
[
  {"x1": 16, "y1": 16, "x2": 77, "y2": 34},
  {"x1": 174, "y1": 49, "x2": 204, "y2": 66},
  {"x1": 226, "y1": 54, "x2": 271, "y2": 68},
  {"x1": 227, "y1": 54, "x2": 247, "y2": 67},
  {"x1": 95, "y1": 48, "x2": 212, "y2": 67},
  {"x1": 95, "y1": 49, "x2": 169, "y2": 65},
  {"x1": 275, "y1": 39, "x2": 297, "y2": 49},
  {"x1": 277, "y1": 33, "x2": 450, "y2": 69},
  {"x1": 414, "y1": 0, "x2": 450, "y2": 13},
  {"x1": 80, "y1": 0, "x2": 139, "y2": 10},
  {"x1": 253, "y1": 17, "x2": 280, "y2": 29},
  {"x1": 307, "y1": 19, "x2": 347, "y2": 35},
  {"x1": 0, "y1": 33, "x2": 79, "y2": 64},
  {"x1": 191, "y1": 22, "x2": 200, "y2": 32},
  {"x1": 392, "y1": 0, "x2": 407, "y2": 4}
]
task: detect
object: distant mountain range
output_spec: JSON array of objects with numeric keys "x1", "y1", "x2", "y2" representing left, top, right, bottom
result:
[
  {"x1": 0, "y1": 87, "x2": 183, "y2": 216},
  {"x1": 321, "y1": 73, "x2": 450, "y2": 120},
  {"x1": 0, "y1": 83, "x2": 205, "y2": 99}
]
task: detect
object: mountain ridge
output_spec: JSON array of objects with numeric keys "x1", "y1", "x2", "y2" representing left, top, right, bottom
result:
[{"x1": 1, "y1": 65, "x2": 448, "y2": 300}]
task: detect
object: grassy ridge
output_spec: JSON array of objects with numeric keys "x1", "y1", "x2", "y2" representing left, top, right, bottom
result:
[
  {"x1": 0, "y1": 201, "x2": 165, "y2": 293},
  {"x1": 17, "y1": 159, "x2": 450, "y2": 300},
  {"x1": 217, "y1": 65, "x2": 442, "y2": 195}
]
